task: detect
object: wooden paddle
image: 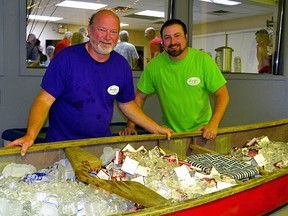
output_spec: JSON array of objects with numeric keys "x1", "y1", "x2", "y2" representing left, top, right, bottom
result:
[{"x1": 65, "y1": 147, "x2": 171, "y2": 207}]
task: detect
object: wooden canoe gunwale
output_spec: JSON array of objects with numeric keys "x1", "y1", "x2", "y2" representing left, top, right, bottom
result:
[
  {"x1": 0, "y1": 118, "x2": 288, "y2": 215},
  {"x1": 2, "y1": 118, "x2": 288, "y2": 156}
]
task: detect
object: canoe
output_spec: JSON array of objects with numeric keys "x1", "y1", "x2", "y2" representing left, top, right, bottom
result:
[{"x1": 1, "y1": 118, "x2": 288, "y2": 215}]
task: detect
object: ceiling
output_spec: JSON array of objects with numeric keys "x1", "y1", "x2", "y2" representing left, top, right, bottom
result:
[{"x1": 27, "y1": 0, "x2": 275, "y2": 30}]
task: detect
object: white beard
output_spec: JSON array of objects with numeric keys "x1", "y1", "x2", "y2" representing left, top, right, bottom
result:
[
  {"x1": 95, "y1": 44, "x2": 113, "y2": 55},
  {"x1": 91, "y1": 40, "x2": 113, "y2": 55}
]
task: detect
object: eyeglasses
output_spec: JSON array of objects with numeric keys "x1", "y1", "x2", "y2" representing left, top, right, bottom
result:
[{"x1": 96, "y1": 27, "x2": 118, "y2": 36}]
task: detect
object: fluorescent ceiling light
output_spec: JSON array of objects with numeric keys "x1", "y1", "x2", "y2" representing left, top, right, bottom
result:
[
  {"x1": 199, "y1": 0, "x2": 242, "y2": 6},
  {"x1": 28, "y1": 15, "x2": 63, "y2": 22},
  {"x1": 120, "y1": 23, "x2": 129, "y2": 27},
  {"x1": 56, "y1": 0, "x2": 107, "y2": 10},
  {"x1": 135, "y1": 10, "x2": 164, "y2": 18}
]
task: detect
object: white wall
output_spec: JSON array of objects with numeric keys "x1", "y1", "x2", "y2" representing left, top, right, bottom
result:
[{"x1": 192, "y1": 29, "x2": 260, "y2": 73}]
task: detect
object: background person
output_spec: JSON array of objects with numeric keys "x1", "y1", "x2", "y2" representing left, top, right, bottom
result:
[
  {"x1": 35, "y1": 39, "x2": 50, "y2": 67},
  {"x1": 46, "y1": 45, "x2": 55, "y2": 61},
  {"x1": 119, "y1": 19, "x2": 229, "y2": 140},
  {"x1": 7, "y1": 9, "x2": 172, "y2": 156},
  {"x1": 144, "y1": 27, "x2": 163, "y2": 61},
  {"x1": 35, "y1": 39, "x2": 44, "y2": 55},
  {"x1": 39, "y1": 45, "x2": 55, "y2": 67},
  {"x1": 114, "y1": 30, "x2": 139, "y2": 70},
  {"x1": 53, "y1": 31, "x2": 72, "y2": 57},
  {"x1": 71, "y1": 32, "x2": 84, "y2": 45},
  {"x1": 79, "y1": 27, "x2": 90, "y2": 42},
  {"x1": 26, "y1": 33, "x2": 39, "y2": 61},
  {"x1": 255, "y1": 29, "x2": 272, "y2": 73}
]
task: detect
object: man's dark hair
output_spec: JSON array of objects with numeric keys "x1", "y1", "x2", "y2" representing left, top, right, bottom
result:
[{"x1": 160, "y1": 19, "x2": 187, "y2": 38}]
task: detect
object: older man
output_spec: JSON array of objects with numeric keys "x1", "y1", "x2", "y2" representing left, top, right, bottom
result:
[
  {"x1": 7, "y1": 10, "x2": 172, "y2": 156},
  {"x1": 114, "y1": 30, "x2": 139, "y2": 69}
]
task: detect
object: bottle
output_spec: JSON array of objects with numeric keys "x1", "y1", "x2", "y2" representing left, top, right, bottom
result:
[
  {"x1": 215, "y1": 52, "x2": 223, "y2": 71},
  {"x1": 234, "y1": 56, "x2": 241, "y2": 72}
]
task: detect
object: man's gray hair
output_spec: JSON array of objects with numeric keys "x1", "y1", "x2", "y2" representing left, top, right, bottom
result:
[
  {"x1": 79, "y1": 27, "x2": 87, "y2": 36},
  {"x1": 46, "y1": 45, "x2": 55, "y2": 55},
  {"x1": 119, "y1": 30, "x2": 129, "y2": 41},
  {"x1": 145, "y1": 27, "x2": 156, "y2": 34},
  {"x1": 64, "y1": 31, "x2": 72, "y2": 38}
]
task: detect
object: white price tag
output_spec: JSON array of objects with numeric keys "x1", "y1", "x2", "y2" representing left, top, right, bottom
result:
[
  {"x1": 121, "y1": 157, "x2": 139, "y2": 175},
  {"x1": 253, "y1": 153, "x2": 266, "y2": 167},
  {"x1": 174, "y1": 165, "x2": 191, "y2": 180}
]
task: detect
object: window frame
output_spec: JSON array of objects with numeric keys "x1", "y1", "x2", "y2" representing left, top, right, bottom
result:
[{"x1": 21, "y1": 0, "x2": 285, "y2": 80}]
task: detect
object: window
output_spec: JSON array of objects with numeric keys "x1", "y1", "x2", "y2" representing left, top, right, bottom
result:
[
  {"x1": 191, "y1": 0, "x2": 281, "y2": 74},
  {"x1": 24, "y1": 0, "x2": 167, "y2": 74},
  {"x1": 23, "y1": 0, "x2": 283, "y2": 76}
]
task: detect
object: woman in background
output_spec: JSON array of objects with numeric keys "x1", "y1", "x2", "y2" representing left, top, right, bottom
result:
[{"x1": 255, "y1": 29, "x2": 272, "y2": 73}]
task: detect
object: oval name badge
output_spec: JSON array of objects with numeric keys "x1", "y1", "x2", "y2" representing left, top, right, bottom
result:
[
  {"x1": 107, "y1": 85, "x2": 119, "y2": 95},
  {"x1": 187, "y1": 77, "x2": 200, "y2": 86}
]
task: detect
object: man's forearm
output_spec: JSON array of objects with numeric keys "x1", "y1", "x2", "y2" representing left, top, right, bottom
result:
[
  {"x1": 26, "y1": 95, "x2": 51, "y2": 141},
  {"x1": 125, "y1": 90, "x2": 147, "y2": 128},
  {"x1": 210, "y1": 86, "x2": 229, "y2": 127}
]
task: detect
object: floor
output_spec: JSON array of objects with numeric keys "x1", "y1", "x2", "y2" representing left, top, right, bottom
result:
[{"x1": 265, "y1": 203, "x2": 288, "y2": 216}]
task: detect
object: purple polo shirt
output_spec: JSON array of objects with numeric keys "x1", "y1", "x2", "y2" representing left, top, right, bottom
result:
[{"x1": 41, "y1": 43, "x2": 135, "y2": 142}]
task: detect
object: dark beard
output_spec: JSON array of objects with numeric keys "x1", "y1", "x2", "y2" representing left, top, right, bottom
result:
[{"x1": 166, "y1": 44, "x2": 186, "y2": 57}]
